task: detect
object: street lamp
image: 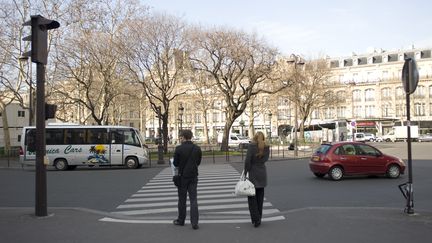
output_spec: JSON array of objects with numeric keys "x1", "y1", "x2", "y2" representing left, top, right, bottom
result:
[
  {"x1": 287, "y1": 54, "x2": 305, "y2": 157},
  {"x1": 239, "y1": 120, "x2": 245, "y2": 136},
  {"x1": 178, "y1": 103, "x2": 184, "y2": 133},
  {"x1": 19, "y1": 56, "x2": 33, "y2": 126},
  {"x1": 268, "y1": 112, "x2": 272, "y2": 142},
  {"x1": 156, "y1": 106, "x2": 164, "y2": 164}
]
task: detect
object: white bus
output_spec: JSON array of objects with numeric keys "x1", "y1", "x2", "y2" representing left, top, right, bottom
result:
[{"x1": 20, "y1": 124, "x2": 149, "y2": 170}]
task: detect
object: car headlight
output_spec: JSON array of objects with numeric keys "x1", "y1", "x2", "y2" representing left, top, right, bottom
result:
[{"x1": 398, "y1": 158, "x2": 406, "y2": 166}]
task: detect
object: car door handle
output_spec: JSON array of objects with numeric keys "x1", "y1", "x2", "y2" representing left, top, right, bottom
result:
[
  {"x1": 116, "y1": 150, "x2": 121, "y2": 152},
  {"x1": 360, "y1": 157, "x2": 367, "y2": 160},
  {"x1": 340, "y1": 157, "x2": 347, "y2": 160}
]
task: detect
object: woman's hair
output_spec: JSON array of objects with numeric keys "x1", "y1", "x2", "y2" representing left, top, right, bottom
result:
[{"x1": 253, "y1": 131, "x2": 266, "y2": 158}]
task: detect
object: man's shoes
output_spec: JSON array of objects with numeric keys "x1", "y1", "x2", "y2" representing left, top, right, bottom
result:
[
  {"x1": 173, "y1": 219, "x2": 184, "y2": 226},
  {"x1": 254, "y1": 220, "x2": 261, "y2": 227},
  {"x1": 192, "y1": 224, "x2": 199, "y2": 230}
]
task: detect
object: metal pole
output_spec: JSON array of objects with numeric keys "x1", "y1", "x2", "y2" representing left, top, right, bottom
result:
[
  {"x1": 405, "y1": 82, "x2": 414, "y2": 214},
  {"x1": 157, "y1": 106, "x2": 164, "y2": 164},
  {"x1": 35, "y1": 63, "x2": 47, "y2": 217},
  {"x1": 294, "y1": 103, "x2": 298, "y2": 157}
]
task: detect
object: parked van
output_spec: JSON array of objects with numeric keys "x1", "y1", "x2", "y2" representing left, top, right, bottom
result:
[{"x1": 217, "y1": 133, "x2": 250, "y2": 149}]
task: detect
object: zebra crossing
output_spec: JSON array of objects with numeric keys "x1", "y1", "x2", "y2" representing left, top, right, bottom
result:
[{"x1": 99, "y1": 164, "x2": 285, "y2": 224}]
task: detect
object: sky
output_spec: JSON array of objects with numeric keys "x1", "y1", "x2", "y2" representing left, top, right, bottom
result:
[{"x1": 143, "y1": 0, "x2": 432, "y2": 58}]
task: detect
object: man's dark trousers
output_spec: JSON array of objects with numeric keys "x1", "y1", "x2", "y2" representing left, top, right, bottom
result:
[{"x1": 177, "y1": 177, "x2": 199, "y2": 225}]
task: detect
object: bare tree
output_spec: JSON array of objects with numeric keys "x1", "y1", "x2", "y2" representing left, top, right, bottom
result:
[
  {"x1": 52, "y1": 0, "x2": 145, "y2": 125},
  {"x1": 190, "y1": 70, "x2": 220, "y2": 144},
  {"x1": 287, "y1": 58, "x2": 337, "y2": 139},
  {"x1": 189, "y1": 28, "x2": 288, "y2": 150},
  {"x1": 121, "y1": 13, "x2": 189, "y2": 152}
]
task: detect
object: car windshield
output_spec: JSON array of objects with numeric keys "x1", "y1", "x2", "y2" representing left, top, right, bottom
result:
[{"x1": 314, "y1": 144, "x2": 332, "y2": 154}]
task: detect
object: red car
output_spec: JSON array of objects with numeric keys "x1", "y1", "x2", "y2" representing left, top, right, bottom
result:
[{"x1": 309, "y1": 142, "x2": 406, "y2": 181}]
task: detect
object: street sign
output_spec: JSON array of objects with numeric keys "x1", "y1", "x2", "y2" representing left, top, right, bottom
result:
[{"x1": 402, "y1": 58, "x2": 419, "y2": 95}]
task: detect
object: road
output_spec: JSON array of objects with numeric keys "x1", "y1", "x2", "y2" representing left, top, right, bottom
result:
[{"x1": 0, "y1": 142, "x2": 431, "y2": 243}]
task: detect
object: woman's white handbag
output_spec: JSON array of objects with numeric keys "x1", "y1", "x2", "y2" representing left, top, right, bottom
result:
[{"x1": 234, "y1": 171, "x2": 255, "y2": 196}]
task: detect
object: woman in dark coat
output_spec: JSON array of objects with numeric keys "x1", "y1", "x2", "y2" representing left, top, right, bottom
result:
[{"x1": 244, "y1": 131, "x2": 270, "y2": 227}]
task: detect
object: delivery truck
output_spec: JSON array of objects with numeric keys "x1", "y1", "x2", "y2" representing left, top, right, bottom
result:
[{"x1": 382, "y1": 125, "x2": 419, "y2": 142}]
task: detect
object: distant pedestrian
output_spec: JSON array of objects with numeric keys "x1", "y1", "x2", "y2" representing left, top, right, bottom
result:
[
  {"x1": 340, "y1": 132, "x2": 345, "y2": 141},
  {"x1": 244, "y1": 131, "x2": 270, "y2": 227},
  {"x1": 173, "y1": 130, "x2": 202, "y2": 230}
]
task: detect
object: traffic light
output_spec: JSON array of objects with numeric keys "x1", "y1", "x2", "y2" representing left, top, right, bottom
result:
[
  {"x1": 45, "y1": 103, "x2": 57, "y2": 120},
  {"x1": 22, "y1": 15, "x2": 60, "y2": 65}
]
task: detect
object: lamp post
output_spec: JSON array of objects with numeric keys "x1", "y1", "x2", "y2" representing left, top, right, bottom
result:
[
  {"x1": 239, "y1": 120, "x2": 245, "y2": 136},
  {"x1": 268, "y1": 112, "x2": 272, "y2": 143},
  {"x1": 156, "y1": 106, "x2": 164, "y2": 164},
  {"x1": 19, "y1": 56, "x2": 33, "y2": 126},
  {"x1": 178, "y1": 103, "x2": 184, "y2": 134},
  {"x1": 287, "y1": 54, "x2": 305, "y2": 157}
]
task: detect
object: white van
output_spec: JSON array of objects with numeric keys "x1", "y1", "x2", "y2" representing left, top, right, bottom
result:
[
  {"x1": 217, "y1": 133, "x2": 250, "y2": 149},
  {"x1": 20, "y1": 125, "x2": 149, "y2": 170}
]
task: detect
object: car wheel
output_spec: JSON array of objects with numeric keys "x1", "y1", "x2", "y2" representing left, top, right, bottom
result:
[
  {"x1": 328, "y1": 166, "x2": 344, "y2": 181},
  {"x1": 54, "y1": 159, "x2": 69, "y2": 171},
  {"x1": 386, "y1": 164, "x2": 401, "y2": 179},
  {"x1": 125, "y1": 157, "x2": 139, "y2": 169},
  {"x1": 313, "y1": 173, "x2": 325, "y2": 178}
]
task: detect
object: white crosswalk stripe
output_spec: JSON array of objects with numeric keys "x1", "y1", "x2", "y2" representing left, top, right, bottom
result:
[{"x1": 100, "y1": 164, "x2": 285, "y2": 224}]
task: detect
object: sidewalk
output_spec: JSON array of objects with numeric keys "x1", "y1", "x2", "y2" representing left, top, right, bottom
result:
[{"x1": 1, "y1": 206, "x2": 431, "y2": 243}]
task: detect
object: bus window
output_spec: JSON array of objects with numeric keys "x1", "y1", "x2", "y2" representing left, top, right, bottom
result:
[
  {"x1": 110, "y1": 130, "x2": 124, "y2": 144},
  {"x1": 87, "y1": 128, "x2": 108, "y2": 144},
  {"x1": 66, "y1": 129, "x2": 86, "y2": 144},
  {"x1": 46, "y1": 129, "x2": 65, "y2": 145},
  {"x1": 25, "y1": 129, "x2": 36, "y2": 152},
  {"x1": 124, "y1": 129, "x2": 141, "y2": 147}
]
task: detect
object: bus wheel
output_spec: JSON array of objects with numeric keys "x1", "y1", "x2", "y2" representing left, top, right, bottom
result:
[
  {"x1": 54, "y1": 159, "x2": 69, "y2": 171},
  {"x1": 125, "y1": 157, "x2": 139, "y2": 169}
]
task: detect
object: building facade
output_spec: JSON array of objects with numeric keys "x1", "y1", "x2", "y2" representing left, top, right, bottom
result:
[{"x1": 3, "y1": 46, "x2": 432, "y2": 147}]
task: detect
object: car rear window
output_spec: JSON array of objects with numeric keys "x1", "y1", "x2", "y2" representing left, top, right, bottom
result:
[{"x1": 314, "y1": 144, "x2": 332, "y2": 154}]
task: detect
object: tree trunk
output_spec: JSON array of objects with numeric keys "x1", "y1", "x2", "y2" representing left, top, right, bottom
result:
[
  {"x1": 203, "y1": 112, "x2": 210, "y2": 144},
  {"x1": 163, "y1": 114, "x2": 169, "y2": 154},
  {"x1": 0, "y1": 102, "x2": 11, "y2": 156}
]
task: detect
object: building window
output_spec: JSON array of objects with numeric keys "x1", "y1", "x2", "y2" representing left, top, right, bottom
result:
[
  {"x1": 365, "y1": 105, "x2": 375, "y2": 118},
  {"x1": 277, "y1": 108, "x2": 290, "y2": 120},
  {"x1": 413, "y1": 85, "x2": 425, "y2": 98},
  {"x1": 365, "y1": 89, "x2": 375, "y2": 101},
  {"x1": 414, "y1": 103, "x2": 426, "y2": 116},
  {"x1": 18, "y1": 110, "x2": 25, "y2": 117},
  {"x1": 330, "y1": 60, "x2": 339, "y2": 68},
  {"x1": 353, "y1": 106, "x2": 362, "y2": 118},
  {"x1": 352, "y1": 90, "x2": 362, "y2": 102},
  {"x1": 337, "y1": 106, "x2": 346, "y2": 118},
  {"x1": 382, "y1": 104, "x2": 391, "y2": 117},
  {"x1": 381, "y1": 88, "x2": 391, "y2": 100},
  {"x1": 344, "y1": 59, "x2": 353, "y2": 67},
  {"x1": 429, "y1": 85, "x2": 432, "y2": 97},
  {"x1": 311, "y1": 109, "x2": 319, "y2": 119},
  {"x1": 421, "y1": 50, "x2": 431, "y2": 59},
  {"x1": 388, "y1": 54, "x2": 398, "y2": 62},
  {"x1": 430, "y1": 103, "x2": 432, "y2": 116},
  {"x1": 358, "y1": 57, "x2": 367, "y2": 65},
  {"x1": 396, "y1": 86, "x2": 404, "y2": 99},
  {"x1": 373, "y1": 56, "x2": 382, "y2": 63},
  {"x1": 323, "y1": 107, "x2": 334, "y2": 119},
  {"x1": 194, "y1": 113, "x2": 202, "y2": 123},
  {"x1": 278, "y1": 97, "x2": 290, "y2": 106},
  {"x1": 212, "y1": 112, "x2": 219, "y2": 122},
  {"x1": 404, "y1": 52, "x2": 415, "y2": 59},
  {"x1": 396, "y1": 104, "x2": 406, "y2": 117},
  {"x1": 129, "y1": 122, "x2": 134, "y2": 127}
]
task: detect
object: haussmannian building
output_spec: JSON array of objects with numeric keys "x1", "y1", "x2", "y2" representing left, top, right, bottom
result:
[{"x1": 3, "y1": 46, "x2": 432, "y2": 147}]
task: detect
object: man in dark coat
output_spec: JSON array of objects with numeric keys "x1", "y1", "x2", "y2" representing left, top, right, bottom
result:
[{"x1": 173, "y1": 130, "x2": 202, "y2": 230}]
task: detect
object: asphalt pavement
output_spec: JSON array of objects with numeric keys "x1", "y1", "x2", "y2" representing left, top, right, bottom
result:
[{"x1": 1, "y1": 142, "x2": 431, "y2": 243}]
